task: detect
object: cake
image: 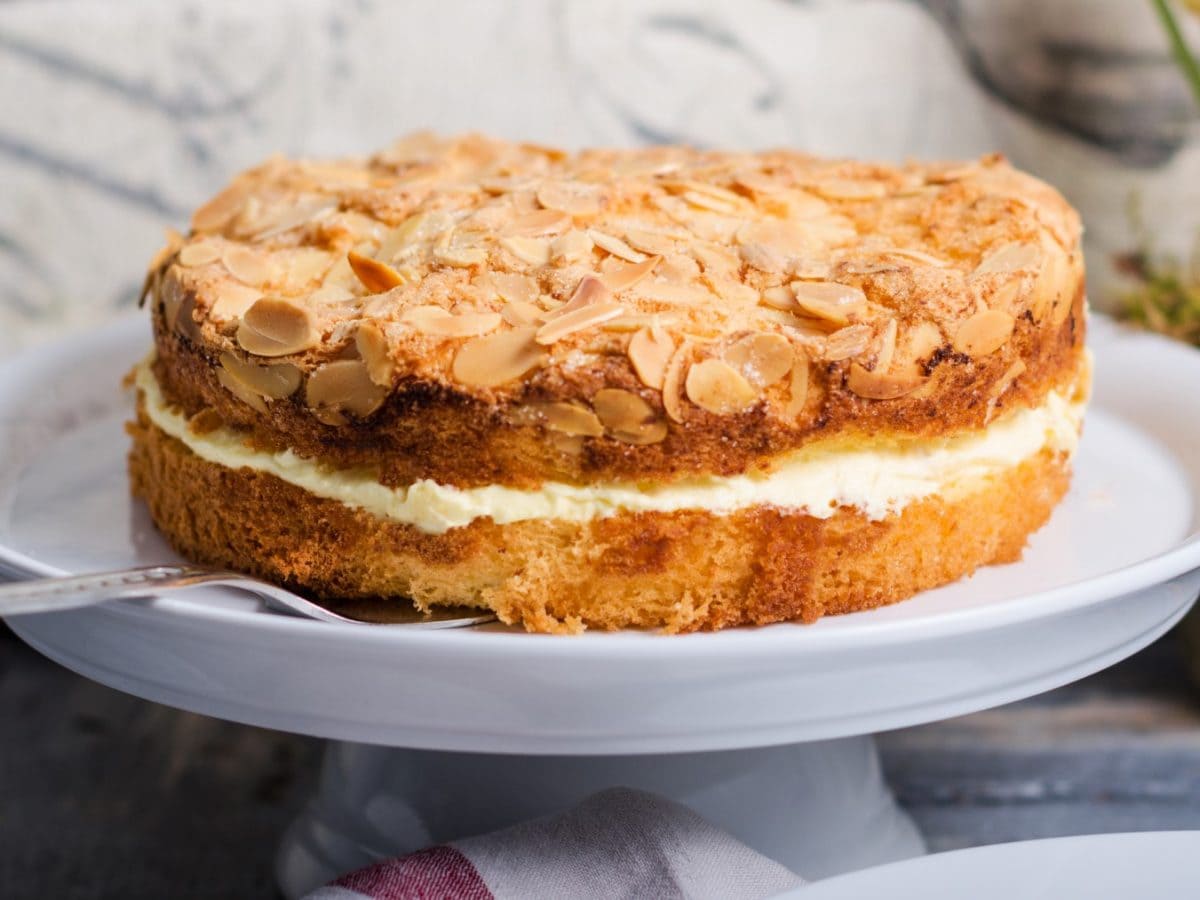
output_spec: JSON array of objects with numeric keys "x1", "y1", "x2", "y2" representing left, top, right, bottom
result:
[{"x1": 129, "y1": 133, "x2": 1089, "y2": 633}]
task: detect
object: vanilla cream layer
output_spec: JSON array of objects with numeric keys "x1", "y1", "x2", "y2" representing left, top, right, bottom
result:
[{"x1": 135, "y1": 360, "x2": 1084, "y2": 535}]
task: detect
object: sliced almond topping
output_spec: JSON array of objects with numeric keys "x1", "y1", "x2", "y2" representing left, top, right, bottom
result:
[
  {"x1": 628, "y1": 326, "x2": 676, "y2": 390},
  {"x1": 723, "y1": 332, "x2": 795, "y2": 388},
  {"x1": 209, "y1": 282, "x2": 263, "y2": 321},
  {"x1": 899, "y1": 321, "x2": 944, "y2": 375},
  {"x1": 537, "y1": 402, "x2": 604, "y2": 437},
  {"x1": 809, "y1": 178, "x2": 887, "y2": 201},
  {"x1": 536, "y1": 180, "x2": 606, "y2": 216},
  {"x1": 355, "y1": 321, "x2": 394, "y2": 386},
  {"x1": 191, "y1": 182, "x2": 249, "y2": 233},
  {"x1": 535, "y1": 301, "x2": 624, "y2": 344},
  {"x1": 508, "y1": 208, "x2": 572, "y2": 237},
  {"x1": 492, "y1": 272, "x2": 540, "y2": 305},
  {"x1": 306, "y1": 359, "x2": 387, "y2": 419},
  {"x1": 872, "y1": 318, "x2": 898, "y2": 372},
  {"x1": 823, "y1": 324, "x2": 873, "y2": 361},
  {"x1": 546, "y1": 274, "x2": 611, "y2": 319},
  {"x1": 588, "y1": 229, "x2": 646, "y2": 263},
  {"x1": 973, "y1": 242, "x2": 1040, "y2": 277},
  {"x1": 219, "y1": 352, "x2": 301, "y2": 400},
  {"x1": 501, "y1": 300, "x2": 544, "y2": 326},
  {"x1": 952, "y1": 309, "x2": 1015, "y2": 357},
  {"x1": 885, "y1": 247, "x2": 948, "y2": 267},
  {"x1": 790, "y1": 281, "x2": 867, "y2": 325},
  {"x1": 600, "y1": 255, "x2": 660, "y2": 293},
  {"x1": 551, "y1": 228, "x2": 594, "y2": 263},
  {"x1": 592, "y1": 388, "x2": 667, "y2": 444},
  {"x1": 222, "y1": 245, "x2": 277, "y2": 287},
  {"x1": 236, "y1": 297, "x2": 317, "y2": 357},
  {"x1": 414, "y1": 311, "x2": 503, "y2": 338},
  {"x1": 452, "y1": 326, "x2": 546, "y2": 387},
  {"x1": 348, "y1": 250, "x2": 404, "y2": 293},
  {"x1": 760, "y1": 285, "x2": 796, "y2": 311},
  {"x1": 784, "y1": 351, "x2": 809, "y2": 417},
  {"x1": 216, "y1": 367, "x2": 268, "y2": 414},
  {"x1": 847, "y1": 364, "x2": 924, "y2": 400},
  {"x1": 623, "y1": 228, "x2": 677, "y2": 256},
  {"x1": 500, "y1": 236, "x2": 552, "y2": 266},
  {"x1": 432, "y1": 240, "x2": 488, "y2": 268},
  {"x1": 178, "y1": 242, "x2": 222, "y2": 267},
  {"x1": 661, "y1": 339, "x2": 692, "y2": 423},
  {"x1": 685, "y1": 359, "x2": 758, "y2": 414}
]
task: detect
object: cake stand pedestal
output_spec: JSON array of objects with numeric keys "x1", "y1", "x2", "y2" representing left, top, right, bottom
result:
[{"x1": 276, "y1": 736, "x2": 923, "y2": 895}]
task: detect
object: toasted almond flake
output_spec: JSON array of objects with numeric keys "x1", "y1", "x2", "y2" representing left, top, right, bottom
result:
[
  {"x1": 192, "y1": 182, "x2": 249, "y2": 233},
  {"x1": 251, "y1": 197, "x2": 337, "y2": 241},
  {"x1": 588, "y1": 229, "x2": 646, "y2": 263},
  {"x1": 784, "y1": 352, "x2": 809, "y2": 417},
  {"x1": 306, "y1": 359, "x2": 387, "y2": 418},
  {"x1": 537, "y1": 402, "x2": 604, "y2": 437},
  {"x1": 739, "y1": 242, "x2": 788, "y2": 273},
  {"x1": 508, "y1": 208, "x2": 572, "y2": 237},
  {"x1": 414, "y1": 311, "x2": 503, "y2": 338},
  {"x1": 973, "y1": 242, "x2": 1040, "y2": 277},
  {"x1": 307, "y1": 284, "x2": 355, "y2": 306},
  {"x1": 209, "y1": 282, "x2": 263, "y2": 321},
  {"x1": 535, "y1": 301, "x2": 624, "y2": 344},
  {"x1": 355, "y1": 322, "x2": 394, "y2": 386},
  {"x1": 623, "y1": 228, "x2": 677, "y2": 256},
  {"x1": 492, "y1": 272, "x2": 540, "y2": 305},
  {"x1": 593, "y1": 388, "x2": 659, "y2": 432},
  {"x1": 500, "y1": 236, "x2": 551, "y2": 266},
  {"x1": 953, "y1": 309, "x2": 1015, "y2": 356},
  {"x1": 759, "y1": 309, "x2": 831, "y2": 338},
  {"x1": 760, "y1": 285, "x2": 796, "y2": 310},
  {"x1": 872, "y1": 318, "x2": 898, "y2": 372},
  {"x1": 536, "y1": 180, "x2": 607, "y2": 216},
  {"x1": 885, "y1": 247, "x2": 949, "y2": 267},
  {"x1": 401, "y1": 304, "x2": 452, "y2": 326},
  {"x1": 685, "y1": 359, "x2": 758, "y2": 414},
  {"x1": 790, "y1": 281, "x2": 867, "y2": 325},
  {"x1": 896, "y1": 321, "x2": 944, "y2": 376},
  {"x1": 733, "y1": 170, "x2": 785, "y2": 195},
  {"x1": 282, "y1": 248, "x2": 335, "y2": 289},
  {"x1": 222, "y1": 245, "x2": 277, "y2": 287},
  {"x1": 809, "y1": 178, "x2": 887, "y2": 201},
  {"x1": 219, "y1": 352, "x2": 301, "y2": 400},
  {"x1": 432, "y1": 240, "x2": 488, "y2": 268},
  {"x1": 989, "y1": 359, "x2": 1027, "y2": 405},
  {"x1": 723, "y1": 333, "x2": 794, "y2": 388},
  {"x1": 216, "y1": 367, "x2": 268, "y2": 413},
  {"x1": 178, "y1": 242, "x2": 222, "y2": 267},
  {"x1": 628, "y1": 326, "x2": 676, "y2": 390},
  {"x1": 501, "y1": 300, "x2": 544, "y2": 326},
  {"x1": 661, "y1": 339, "x2": 692, "y2": 423},
  {"x1": 600, "y1": 255, "x2": 660, "y2": 293},
  {"x1": 348, "y1": 250, "x2": 404, "y2": 293},
  {"x1": 452, "y1": 326, "x2": 546, "y2": 387},
  {"x1": 846, "y1": 364, "x2": 924, "y2": 399},
  {"x1": 705, "y1": 276, "x2": 759, "y2": 306},
  {"x1": 236, "y1": 297, "x2": 317, "y2": 357},
  {"x1": 681, "y1": 189, "x2": 740, "y2": 214},
  {"x1": 823, "y1": 324, "x2": 873, "y2": 361},
  {"x1": 632, "y1": 280, "x2": 713, "y2": 305},
  {"x1": 546, "y1": 274, "x2": 611, "y2": 319},
  {"x1": 551, "y1": 228, "x2": 594, "y2": 263}
]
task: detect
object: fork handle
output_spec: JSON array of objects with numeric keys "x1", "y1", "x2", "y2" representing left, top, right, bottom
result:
[{"x1": 0, "y1": 564, "x2": 218, "y2": 616}]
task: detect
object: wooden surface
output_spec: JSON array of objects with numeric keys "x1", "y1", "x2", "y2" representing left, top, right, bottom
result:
[{"x1": 2, "y1": 621, "x2": 1200, "y2": 899}]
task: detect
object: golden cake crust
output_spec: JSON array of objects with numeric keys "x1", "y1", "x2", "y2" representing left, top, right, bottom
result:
[
  {"x1": 141, "y1": 134, "x2": 1086, "y2": 489},
  {"x1": 128, "y1": 409, "x2": 1071, "y2": 633}
]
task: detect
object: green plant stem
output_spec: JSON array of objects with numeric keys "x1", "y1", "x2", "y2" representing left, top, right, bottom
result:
[{"x1": 1153, "y1": 0, "x2": 1200, "y2": 110}]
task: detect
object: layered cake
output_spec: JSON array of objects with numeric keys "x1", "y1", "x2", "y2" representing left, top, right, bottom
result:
[{"x1": 129, "y1": 134, "x2": 1089, "y2": 632}]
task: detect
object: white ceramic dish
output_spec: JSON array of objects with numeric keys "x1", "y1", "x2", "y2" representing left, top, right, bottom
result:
[
  {"x1": 1, "y1": 315, "x2": 1198, "y2": 754},
  {"x1": 787, "y1": 831, "x2": 1200, "y2": 899}
]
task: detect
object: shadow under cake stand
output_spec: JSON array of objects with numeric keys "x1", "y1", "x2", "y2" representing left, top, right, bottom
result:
[{"x1": 1, "y1": 317, "x2": 1197, "y2": 896}]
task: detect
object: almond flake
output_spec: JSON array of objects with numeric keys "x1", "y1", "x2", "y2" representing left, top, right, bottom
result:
[
  {"x1": 536, "y1": 181, "x2": 606, "y2": 216},
  {"x1": 685, "y1": 359, "x2": 758, "y2": 414},
  {"x1": 952, "y1": 309, "x2": 1015, "y2": 356},
  {"x1": 809, "y1": 178, "x2": 887, "y2": 201},
  {"x1": 885, "y1": 247, "x2": 949, "y2": 267},
  {"x1": 592, "y1": 388, "x2": 667, "y2": 444},
  {"x1": 973, "y1": 242, "x2": 1040, "y2": 277},
  {"x1": 414, "y1": 311, "x2": 503, "y2": 338},
  {"x1": 209, "y1": 282, "x2": 263, "y2": 321},
  {"x1": 790, "y1": 281, "x2": 867, "y2": 325},
  {"x1": 588, "y1": 229, "x2": 646, "y2": 263},
  {"x1": 600, "y1": 256, "x2": 660, "y2": 293},
  {"x1": 355, "y1": 322, "x2": 394, "y2": 386},
  {"x1": 219, "y1": 352, "x2": 301, "y2": 400},
  {"x1": 535, "y1": 301, "x2": 624, "y2": 344},
  {"x1": 492, "y1": 272, "x2": 540, "y2": 305},
  {"x1": 178, "y1": 242, "x2": 222, "y2": 267},
  {"x1": 501, "y1": 300, "x2": 544, "y2": 326},
  {"x1": 536, "y1": 402, "x2": 604, "y2": 437},
  {"x1": 872, "y1": 318, "x2": 898, "y2": 373},
  {"x1": 192, "y1": 182, "x2": 249, "y2": 233},
  {"x1": 432, "y1": 240, "x2": 489, "y2": 268},
  {"x1": 823, "y1": 324, "x2": 873, "y2": 361},
  {"x1": 507, "y1": 208, "x2": 572, "y2": 237},
  {"x1": 546, "y1": 275, "x2": 611, "y2": 319},
  {"x1": 784, "y1": 352, "x2": 809, "y2": 417},
  {"x1": 237, "y1": 297, "x2": 317, "y2": 357},
  {"x1": 500, "y1": 236, "x2": 551, "y2": 266},
  {"x1": 760, "y1": 286, "x2": 796, "y2": 310},
  {"x1": 216, "y1": 367, "x2": 268, "y2": 413},
  {"x1": 846, "y1": 364, "x2": 924, "y2": 400},
  {"x1": 623, "y1": 229, "x2": 677, "y2": 256},
  {"x1": 628, "y1": 326, "x2": 676, "y2": 390},
  {"x1": 222, "y1": 245, "x2": 277, "y2": 287},
  {"x1": 452, "y1": 326, "x2": 546, "y2": 387},
  {"x1": 551, "y1": 229, "x2": 594, "y2": 263},
  {"x1": 348, "y1": 250, "x2": 404, "y2": 293},
  {"x1": 723, "y1": 333, "x2": 794, "y2": 388},
  {"x1": 306, "y1": 359, "x2": 387, "y2": 419},
  {"x1": 661, "y1": 339, "x2": 692, "y2": 423}
]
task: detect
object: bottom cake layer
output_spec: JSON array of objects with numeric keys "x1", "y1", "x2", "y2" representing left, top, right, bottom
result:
[{"x1": 128, "y1": 413, "x2": 1071, "y2": 634}]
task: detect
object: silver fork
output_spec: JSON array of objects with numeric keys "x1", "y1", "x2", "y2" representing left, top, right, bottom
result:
[{"x1": 0, "y1": 564, "x2": 496, "y2": 628}]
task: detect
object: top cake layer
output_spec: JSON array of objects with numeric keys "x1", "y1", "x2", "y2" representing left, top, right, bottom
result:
[{"x1": 144, "y1": 133, "x2": 1087, "y2": 489}]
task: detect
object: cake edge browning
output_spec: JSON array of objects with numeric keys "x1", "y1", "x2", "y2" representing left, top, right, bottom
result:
[{"x1": 128, "y1": 410, "x2": 1072, "y2": 634}]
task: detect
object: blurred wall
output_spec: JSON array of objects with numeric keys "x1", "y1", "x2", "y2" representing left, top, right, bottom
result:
[{"x1": 1, "y1": 0, "x2": 1197, "y2": 350}]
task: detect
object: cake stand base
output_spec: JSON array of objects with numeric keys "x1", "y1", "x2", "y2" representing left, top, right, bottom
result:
[{"x1": 275, "y1": 735, "x2": 924, "y2": 897}]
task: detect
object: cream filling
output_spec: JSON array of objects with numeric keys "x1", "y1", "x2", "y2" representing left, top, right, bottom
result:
[{"x1": 135, "y1": 360, "x2": 1085, "y2": 535}]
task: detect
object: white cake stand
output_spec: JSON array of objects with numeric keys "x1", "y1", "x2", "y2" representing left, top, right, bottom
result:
[{"x1": 2, "y1": 317, "x2": 1198, "y2": 898}]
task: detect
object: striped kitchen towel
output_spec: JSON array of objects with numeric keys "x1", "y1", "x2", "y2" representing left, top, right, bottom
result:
[{"x1": 304, "y1": 787, "x2": 803, "y2": 900}]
